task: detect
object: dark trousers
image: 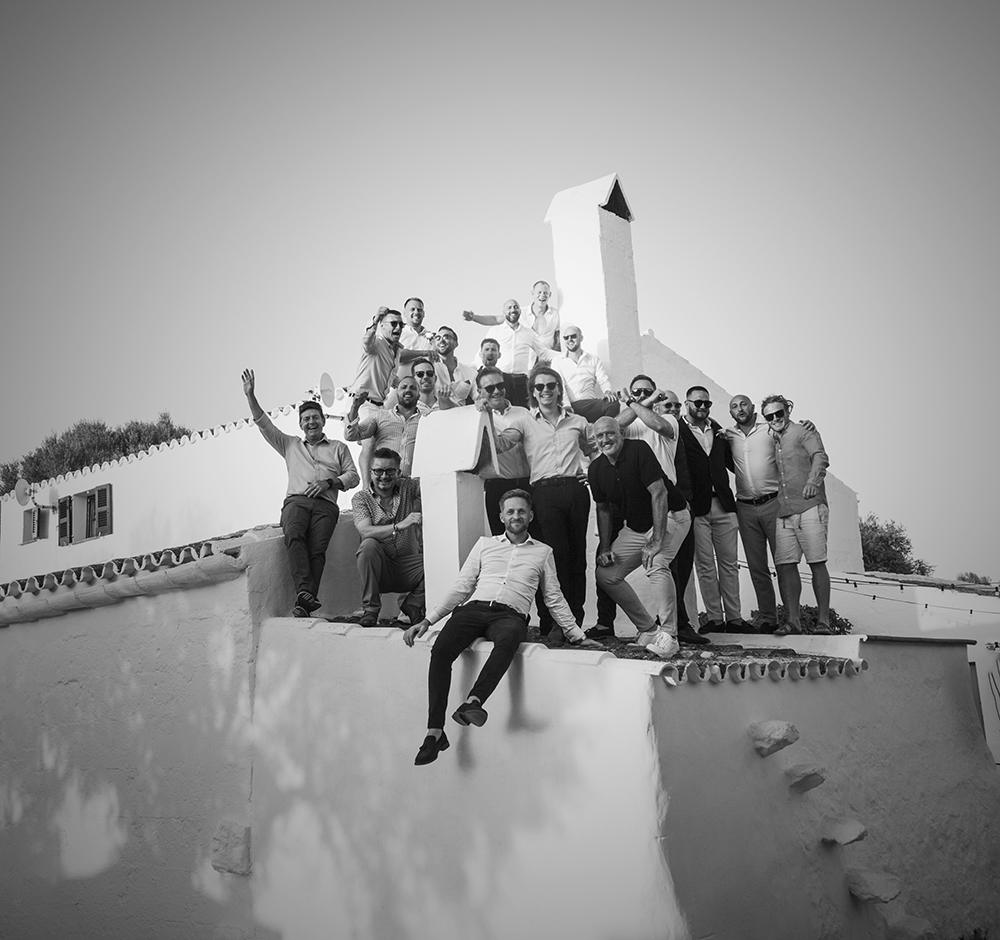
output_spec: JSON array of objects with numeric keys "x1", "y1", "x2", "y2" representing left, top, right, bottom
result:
[
  {"x1": 356, "y1": 538, "x2": 425, "y2": 616},
  {"x1": 532, "y1": 479, "x2": 591, "y2": 632},
  {"x1": 506, "y1": 373, "x2": 530, "y2": 408},
  {"x1": 280, "y1": 495, "x2": 340, "y2": 599},
  {"x1": 570, "y1": 398, "x2": 621, "y2": 423},
  {"x1": 483, "y1": 477, "x2": 532, "y2": 536},
  {"x1": 596, "y1": 506, "x2": 625, "y2": 627},
  {"x1": 670, "y1": 525, "x2": 696, "y2": 630},
  {"x1": 428, "y1": 602, "x2": 528, "y2": 729}
]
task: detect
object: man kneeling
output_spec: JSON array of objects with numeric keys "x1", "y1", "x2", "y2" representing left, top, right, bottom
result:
[{"x1": 404, "y1": 489, "x2": 602, "y2": 766}]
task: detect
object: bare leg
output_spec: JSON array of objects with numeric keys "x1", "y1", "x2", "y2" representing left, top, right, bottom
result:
[
  {"x1": 810, "y1": 562, "x2": 831, "y2": 628},
  {"x1": 777, "y1": 563, "x2": 802, "y2": 629}
]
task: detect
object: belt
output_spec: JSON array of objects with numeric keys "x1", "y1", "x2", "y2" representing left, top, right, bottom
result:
[
  {"x1": 534, "y1": 475, "x2": 582, "y2": 487},
  {"x1": 466, "y1": 600, "x2": 523, "y2": 615},
  {"x1": 737, "y1": 492, "x2": 778, "y2": 506}
]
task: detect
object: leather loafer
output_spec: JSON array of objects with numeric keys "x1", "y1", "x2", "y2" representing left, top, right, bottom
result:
[
  {"x1": 700, "y1": 620, "x2": 725, "y2": 634},
  {"x1": 452, "y1": 701, "x2": 488, "y2": 727},
  {"x1": 677, "y1": 625, "x2": 711, "y2": 645},
  {"x1": 726, "y1": 619, "x2": 755, "y2": 633},
  {"x1": 414, "y1": 732, "x2": 450, "y2": 765},
  {"x1": 359, "y1": 609, "x2": 380, "y2": 627}
]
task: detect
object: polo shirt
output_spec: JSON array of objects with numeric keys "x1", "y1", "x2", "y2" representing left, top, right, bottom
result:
[{"x1": 588, "y1": 439, "x2": 685, "y2": 533}]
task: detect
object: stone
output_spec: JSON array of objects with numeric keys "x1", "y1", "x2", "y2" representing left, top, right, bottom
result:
[
  {"x1": 845, "y1": 868, "x2": 902, "y2": 903},
  {"x1": 886, "y1": 913, "x2": 937, "y2": 940},
  {"x1": 748, "y1": 720, "x2": 800, "y2": 757},
  {"x1": 785, "y1": 763, "x2": 826, "y2": 792},
  {"x1": 211, "y1": 819, "x2": 251, "y2": 875},
  {"x1": 820, "y1": 817, "x2": 868, "y2": 845}
]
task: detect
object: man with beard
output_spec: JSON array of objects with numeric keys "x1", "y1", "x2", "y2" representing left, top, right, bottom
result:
[
  {"x1": 478, "y1": 300, "x2": 554, "y2": 407},
  {"x1": 430, "y1": 325, "x2": 477, "y2": 406},
  {"x1": 344, "y1": 376, "x2": 423, "y2": 480},
  {"x1": 589, "y1": 417, "x2": 694, "y2": 657},
  {"x1": 404, "y1": 489, "x2": 601, "y2": 766}
]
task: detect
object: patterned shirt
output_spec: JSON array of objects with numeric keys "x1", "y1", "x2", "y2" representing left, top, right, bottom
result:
[
  {"x1": 351, "y1": 477, "x2": 422, "y2": 559},
  {"x1": 343, "y1": 406, "x2": 422, "y2": 476}
]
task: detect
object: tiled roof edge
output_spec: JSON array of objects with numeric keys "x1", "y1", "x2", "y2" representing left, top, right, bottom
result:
[
  {"x1": 0, "y1": 544, "x2": 249, "y2": 626},
  {"x1": 0, "y1": 405, "x2": 300, "y2": 501}
]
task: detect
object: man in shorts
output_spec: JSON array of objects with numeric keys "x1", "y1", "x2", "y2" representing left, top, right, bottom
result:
[{"x1": 761, "y1": 395, "x2": 832, "y2": 635}]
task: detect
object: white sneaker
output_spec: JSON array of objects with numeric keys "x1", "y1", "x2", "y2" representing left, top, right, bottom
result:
[
  {"x1": 648, "y1": 632, "x2": 680, "y2": 659},
  {"x1": 627, "y1": 628, "x2": 658, "y2": 649}
]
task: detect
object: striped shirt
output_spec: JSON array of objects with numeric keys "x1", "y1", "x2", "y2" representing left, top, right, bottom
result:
[
  {"x1": 427, "y1": 534, "x2": 584, "y2": 642},
  {"x1": 343, "y1": 405, "x2": 422, "y2": 476},
  {"x1": 254, "y1": 414, "x2": 359, "y2": 502}
]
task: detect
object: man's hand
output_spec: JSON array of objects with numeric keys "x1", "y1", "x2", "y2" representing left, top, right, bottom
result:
[
  {"x1": 303, "y1": 480, "x2": 331, "y2": 498},
  {"x1": 403, "y1": 619, "x2": 430, "y2": 647},
  {"x1": 462, "y1": 310, "x2": 475, "y2": 321},
  {"x1": 596, "y1": 550, "x2": 616, "y2": 567},
  {"x1": 802, "y1": 483, "x2": 819, "y2": 500},
  {"x1": 242, "y1": 368, "x2": 255, "y2": 398},
  {"x1": 399, "y1": 511, "x2": 423, "y2": 529},
  {"x1": 576, "y1": 638, "x2": 604, "y2": 650},
  {"x1": 348, "y1": 389, "x2": 369, "y2": 422},
  {"x1": 642, "y1": 536, "x2": 664, "y2": 570},
  {"x1": 800, "y1": 419, "x2": 817, "y2": 433},
  {"x1": 602, "y1": 389, "x2": 618, "y2": 402}
]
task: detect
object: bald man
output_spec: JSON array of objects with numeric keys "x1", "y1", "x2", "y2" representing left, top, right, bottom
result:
[{"x1": 550, "y1": 324, "x2": 621, "y2": 423}]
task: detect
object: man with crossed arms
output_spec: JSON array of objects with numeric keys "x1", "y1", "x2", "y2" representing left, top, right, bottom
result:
[{"x1": 404, "y1": 488, "x2": 601, "y2": 766}]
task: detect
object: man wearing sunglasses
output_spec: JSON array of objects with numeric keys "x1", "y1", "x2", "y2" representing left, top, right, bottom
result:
[
  {"x1": 677, "y1": 386, "x2": 749, "y2": 633},
  {"x1": 475, "y1": 300, "x2": 555, "y2": 409},
  {"x1": 494, "y1": 365, "x2": 596, "y2": 638},
  {"x1": 474, "y1": 366, "x2": 532, "y2": 536},
  {"x1": 352, "y1": 447, "x2": 425, "y2": 628},
  {"x1": 344, "y1": 377, "x2": 423, "y2": 482},
  {"x1": 549, "y1": 324, "x2": 621, "y2": 423},
  {"x1": 611, "y1": 378, "x2": 707, "y2": 645},
  {"x1": 760, "y1": 396, "x2": 832, "y2": 636},
  {"x1": 431, "y1": 325, "x2": 477, "y2": 407}
]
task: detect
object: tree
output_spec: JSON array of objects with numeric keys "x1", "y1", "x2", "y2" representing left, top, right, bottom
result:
[
  {"x1": 858, "y1": 513, "x2": 934, "y2": 576},
  {"x1": 956, "y1": 571, "x2": 992, "y2": 585},
  {"x1": 0, "y1": 413, "x2": 192, "y2": 495}
]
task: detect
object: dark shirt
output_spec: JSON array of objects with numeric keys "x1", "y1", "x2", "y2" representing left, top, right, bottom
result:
[{"x1": 588, "y1": 439, "x2": 686, "y2": 532}]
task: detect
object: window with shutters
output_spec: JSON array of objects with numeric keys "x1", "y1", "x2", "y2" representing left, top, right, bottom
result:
[
  {"x1": 57, "y1": 485, "x2": 112, "y2": 545},
  {"x1": 21, "y1": 508, "x2": 49, "y2": 544}
]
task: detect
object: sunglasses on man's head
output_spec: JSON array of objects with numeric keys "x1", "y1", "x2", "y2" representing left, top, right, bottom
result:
[
  {"x1": 533, "y1": 382, "x2": 559, "y2": 392},
  {"x1": 764, "y1": 410, "x2": 786, "y2": 422},
  {"x1": 413, "y1": 369, "x2": 435, "y2": 378},
  {"x1": 480, "y1": 382, "x2": 505, "y2": 395}
]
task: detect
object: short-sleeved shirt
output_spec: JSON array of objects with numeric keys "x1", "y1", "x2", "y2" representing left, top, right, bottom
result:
[
  {"x1": 588, "y1": 439, "x2": 686, "y2": 531},
  {"x1": 623, "y1": 413, "x2": 680, "y2": 483},
  {"x1": 351, "y1": 477, "x2": 422, "y2": 559}
]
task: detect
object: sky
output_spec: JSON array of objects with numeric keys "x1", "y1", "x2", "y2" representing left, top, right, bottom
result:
[{"x1": 1, "y1": 0, "x2": 998, "y2": 579}]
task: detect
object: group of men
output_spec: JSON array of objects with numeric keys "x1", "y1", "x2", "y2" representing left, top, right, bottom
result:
[{"x1": 243, "y1": 285, "x2": 832, "y2": 766}]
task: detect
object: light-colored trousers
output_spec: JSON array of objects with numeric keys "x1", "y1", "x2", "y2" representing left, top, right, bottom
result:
[
  {"x1": 693, "y1": 497, "x2": 741, "y2": 622},
  {"x1": 595, "y1": 509, "x2": 692, "y2": 632}
]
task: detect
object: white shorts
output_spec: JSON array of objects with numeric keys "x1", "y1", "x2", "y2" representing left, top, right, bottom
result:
[{"x1": 775, "y1": 504, "x2": 829, "y2": 565}]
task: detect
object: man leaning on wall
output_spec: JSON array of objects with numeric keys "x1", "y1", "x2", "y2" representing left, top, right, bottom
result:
[{"x1": 241, "y1": 369, "x2": 359, "y2": 617}]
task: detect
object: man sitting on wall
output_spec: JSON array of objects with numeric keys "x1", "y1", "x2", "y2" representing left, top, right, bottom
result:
[
  {"x1": 403, "y1": 488, "x2": 602, "y2": 766},
  {"x1": 351, "y1": 447, "x2": 425, "y2": 627},
  {"x1": 241, "y1": 368, "x2": 359, "y2": 618}
]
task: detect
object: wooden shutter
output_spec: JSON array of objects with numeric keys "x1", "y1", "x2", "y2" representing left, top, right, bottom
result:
[
  {"x1": 58, "y1": 496, "x2": 73, "y2": 546},
  {"x1": 95, "y1": 485, "x2": 113, "y2": 536},
  {"x1": 22, "y1": 509, "x2": 36, "y2": 543}
]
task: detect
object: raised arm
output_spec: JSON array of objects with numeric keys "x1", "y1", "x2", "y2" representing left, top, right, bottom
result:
[
  {"x1": 623, "y1": 393, "x2": 675, "y2": 439},
  {"x1": 462, "y1": 310, "x2": 502, "y2": 326},
  {"x1": 242, "y1": 368, "x2": 287, "y2": 455}
]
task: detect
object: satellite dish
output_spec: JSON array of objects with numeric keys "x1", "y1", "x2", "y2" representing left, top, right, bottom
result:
[
  {"x1": 319, "y1": 372, "x2": 336, "y2": 408},
  {"x1": 14, "y1": 479, "x2": 31, "y2": 506}
]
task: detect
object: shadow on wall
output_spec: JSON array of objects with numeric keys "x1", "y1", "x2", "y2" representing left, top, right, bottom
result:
[
  {"x1": 248, "y1": 622, "x2": 689, "y2": 940},
  {"x1": 0, "y1": 578, "x2": 281, "y2": 940}
]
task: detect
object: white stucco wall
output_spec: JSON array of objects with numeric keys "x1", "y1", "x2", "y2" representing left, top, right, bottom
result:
[{"x1": 0, "y1": 406, "x2": 361, "y2": 585}]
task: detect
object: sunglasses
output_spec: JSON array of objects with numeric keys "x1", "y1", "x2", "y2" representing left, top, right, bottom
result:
[
  {"x1": 480, "y1": 382, "x2": 505, "y2": 395},
  {"x1": 371, "y1": 467, "x2": 398, "y2": 476},
  {"x1": 562, "y1": 334, "x2": 579, "y2": 340},
  {"x1": 687, "y1": 399, "x2": 712, "y2": 408},
  {"x1": 631, "y1": 388, "x2": 654, "y2": 397},
  {"x1": 661, "y1": 402, "x2": 681, "y2": 410},
  {"x1": 413, "y1": 369, "x2": 435, "y2": 378},
  {"x1": 763, "y1": 410, "x2": 786, "y2": 422},
  {"x1": 533, "y1": 382, "x2": 559, "y2": 392}
]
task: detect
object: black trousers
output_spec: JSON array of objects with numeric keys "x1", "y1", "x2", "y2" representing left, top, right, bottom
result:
[
  {"x1": 670, "y1": 524, "x2": 696, "y2": 630},
  {"x1": 427, "y1": 602, "x2": 528, "y2": 729},
  {"x1": 483, "y1": 477, "x2": 532, "y2": 536},
  {"x1": 531, "y1": 479, "x2": 590, "y2": 632},
  {"x1": 279, "y1": 495, "x2": 340, "y2": 598}
]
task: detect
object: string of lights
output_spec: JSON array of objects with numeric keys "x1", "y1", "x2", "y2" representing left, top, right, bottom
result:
[{"x1": 734, "y1": 561, "x2": 1000, "y2": 618}]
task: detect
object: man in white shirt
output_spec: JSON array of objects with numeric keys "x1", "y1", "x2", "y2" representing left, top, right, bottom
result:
[
  {"x1": 463, "y1": 280, "x2": 561, "y2": 351},
  {"x1": 398, "y1": 297, "x2": 436, "y2": 379},
  {"x1": 431, "y1": 325, "x2": 477, "y2": 406},
  {"x1": 404, "y1": 489, "x2": 602, "y2": 766},
  {"x1": 550, "y1": 324, "x2": 620, "y2": 422},
  {"x1": 726, "y1": 394, "x2": 783, "y2": 633}
]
